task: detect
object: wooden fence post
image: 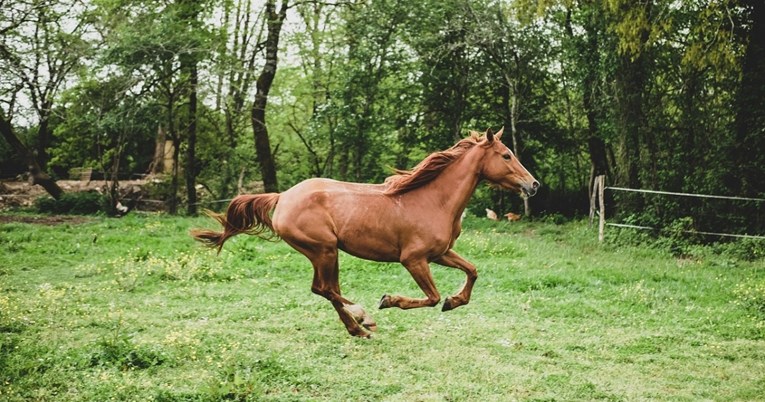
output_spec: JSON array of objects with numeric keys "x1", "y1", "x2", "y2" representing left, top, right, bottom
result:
[
  {"x1": 598, "y1": 175, "x2": 605, "y2": 242},
  {"x1": 589, "y1": 169, "x2": 597, "y2": 226}
]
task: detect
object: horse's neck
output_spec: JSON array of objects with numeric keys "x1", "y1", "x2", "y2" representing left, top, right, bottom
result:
[{"x1": 413, "y1": 148, "x2": 483, "y2": 220}]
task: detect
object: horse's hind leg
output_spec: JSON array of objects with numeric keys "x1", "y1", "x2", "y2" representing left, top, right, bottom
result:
[
  {"x1": 290, "y1": 241, "x2": 375, "y2": 337},
  {"x1": 433, "y1": 249, "x2": 477, "y2": 311}
]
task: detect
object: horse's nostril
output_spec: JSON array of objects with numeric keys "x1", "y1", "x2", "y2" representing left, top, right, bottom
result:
[{"x1": 532, "y1": 180, "x2": 540, "y2": 189}]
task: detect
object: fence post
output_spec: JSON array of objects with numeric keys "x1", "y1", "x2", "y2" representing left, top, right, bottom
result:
[
  {"x1": 589, "y1": 170, "x2": 597, "y2": 226},
  {"x1": 598, "y1": 175, "x2": 605, "y2": 242}
]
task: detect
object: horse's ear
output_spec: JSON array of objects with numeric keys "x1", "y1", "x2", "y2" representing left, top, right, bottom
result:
[
  {"x1": 495, "y1": 126, "x2": 504, "y2": 140},
  {"x1": 486, "y1": 128, "x2": 495, "y2": 143}
]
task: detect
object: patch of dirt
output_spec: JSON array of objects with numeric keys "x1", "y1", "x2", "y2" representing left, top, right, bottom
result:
[
  {"x1": 0, "y1": 179, "x2": 152, "y2": 210},
  {"x1": 0, "y1": 214, "x2": 92, "y2": 226}
]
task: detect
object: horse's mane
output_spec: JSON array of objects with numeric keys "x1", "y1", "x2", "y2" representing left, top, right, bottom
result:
[{"x1": 384, "y1": 132, "x2": 483, "y2": 195}]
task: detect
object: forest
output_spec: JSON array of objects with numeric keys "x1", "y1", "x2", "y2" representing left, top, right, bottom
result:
[{"x1": 1, "y1": 0, "x2": 764, "y2": 236}]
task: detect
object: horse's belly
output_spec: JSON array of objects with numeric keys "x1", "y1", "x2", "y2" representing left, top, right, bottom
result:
[{"x1": 336, "y1": 231, "x2": 401, "y2": 263}]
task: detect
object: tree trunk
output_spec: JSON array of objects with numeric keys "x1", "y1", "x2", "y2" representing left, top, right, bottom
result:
[
  {"x1": 581, "y1": 9, "x2": 608, "y2": 179},
  {"x1": 107, "y1": 132, "x2": 126, "y2": 216},
  {"x1": 167, "y1": 86, "x2": 179, "y2": 214},
  {"x1": 36, "y1": 107, "x2": 52, "y2": 170},
  {"x1": 615, "y1": 54, "x2": 644, "y2": 188},
  {"x1": 170, "y1": 136, "x2": 180, "y2": 215},
  {"x1": 0, "y1": 109, "x2": 63, "y2": 199},
  {"x1": 615, "y1": 52, "x2": 645, "y2": 210},
  {"x1": 185, "y1": 59, "x2": 198, "y2": 215},
  {"x1": 733, "y1": 0, "x2": 765, "y2": 195},
  {"x1": 565, "y1": 2, "x2": 609, "y2": 205},
  {"x1": 149, "y1": 125, "x2": 166, "y2": 174},
  {"x1": 251, "y1": 0, "x2": 287, "y2": 193},
  {"x1": 502, "y1": 74, "x2": 531, "y2": 216},
  {"x1": 613, "y1": 2, "x2": 651, "y2": 212}
]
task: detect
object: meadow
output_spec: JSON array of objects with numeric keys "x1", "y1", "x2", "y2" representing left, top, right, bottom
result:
[{"x1": 1, "y1": 212, "x2": 764, "y2": 401}]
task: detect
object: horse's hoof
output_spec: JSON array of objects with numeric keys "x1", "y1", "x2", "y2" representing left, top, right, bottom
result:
[
  {"x1": 363, "y1": 322, "x2": 378, "y2": 332},
  {"x1": 344, "y1": 304, "x2": 365, "y2": 321},
  {"x1": 442, "y1": 297, "x2": 454, "y2": 311},
  {"x1": 352, "y1": 330, "x2": 372, "y2": 339},
  {"x1": 378, "y1": 294, "x2": 392, "y2": 309}
]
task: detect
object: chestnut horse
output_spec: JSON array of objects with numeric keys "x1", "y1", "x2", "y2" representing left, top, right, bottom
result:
[{"x1": 192, "y1": 128, "x2": 538, "y2": 337}]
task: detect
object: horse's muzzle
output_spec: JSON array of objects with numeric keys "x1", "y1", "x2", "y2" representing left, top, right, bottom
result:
[{"x1": 522, "y1": 180, "x2": 540, "y2": 198}]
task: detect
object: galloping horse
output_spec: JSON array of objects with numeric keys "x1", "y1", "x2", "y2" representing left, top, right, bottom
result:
[{"x1": 192, "y1": 128, "x2": 538, "y2": 337}]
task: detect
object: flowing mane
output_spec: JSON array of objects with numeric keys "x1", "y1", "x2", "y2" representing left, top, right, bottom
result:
[{"x1": 384, "y1": 132, "x2": 483, "y2": 195}]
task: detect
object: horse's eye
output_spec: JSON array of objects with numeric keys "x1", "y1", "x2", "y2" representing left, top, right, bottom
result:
[{"x1": 502, "y1": 154, "x2": 512, "y2": 160}]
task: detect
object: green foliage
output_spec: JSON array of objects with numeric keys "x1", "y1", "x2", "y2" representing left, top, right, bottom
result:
[
  {"x1": 656, "y1": 216, "x2": 699, "y2": 257},
  {"x1": 34, "y1": 192, "x2": 108, "y2": 215},
  {"x1": 718, "y1": 238, "x2": 765, "y2": 262},
  {"x1": 51, "y1": 78, "x2": 159, "y2": 177},
  {"x1": 89, "y1": 319, "x2": 168, "y2": 370},
  {"x1": 2, "y1": 0, "x2": 763, "y2": 231},
  {"x1": 143, "y1": 176, "x2": 175, "y2": 204}
]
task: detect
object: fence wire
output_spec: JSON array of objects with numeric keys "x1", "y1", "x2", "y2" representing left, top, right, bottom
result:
[{"x1": 603, "y1": 186, "x2": 765, "y2": 241}]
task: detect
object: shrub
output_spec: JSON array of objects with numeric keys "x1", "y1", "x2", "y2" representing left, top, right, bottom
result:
[
  {"x1": 718, "y1": 238, "x2": 765, "y2": 261},
  {"x1": 657, "y1": 216, "x2": 698, "y2": 257},
  {"x1": 35, "y1": 192, "x2": 107, "y2": 215}
]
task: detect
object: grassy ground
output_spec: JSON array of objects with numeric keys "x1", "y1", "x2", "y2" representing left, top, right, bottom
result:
[{"x1": 1, "y1": 212, "x2": 764, "y2": 401}]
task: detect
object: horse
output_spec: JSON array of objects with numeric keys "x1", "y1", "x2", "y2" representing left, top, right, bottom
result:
[{"x1": 191, "y1": 127, "x2": 539, "y2": 337}]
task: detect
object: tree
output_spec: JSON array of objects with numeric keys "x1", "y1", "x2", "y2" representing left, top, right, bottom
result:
[
  {"x1": 608, "y1": 1, "x2": 652, "y2": 208},
  {"x1": 733, "y1": 0, "x2": 765, "y2": 197},
  {"x1": 410, "y1": 0, "x2": 473, "y2": 150},
  {"x1": 52, "y1": 77, "x2": 158, "y2": 213},
  {"x1": 178, "y1": 0, "x2": 204, "y2": 215},
  {"x1": 96, "y1": 0, "x2": 213, "y2": 214},
  {"x1": 561, "y1": 1, "x2": 609, "y2": 190},
  {"x1": 251, "y1": 0, "x2": 288, "y2": 193},
  {"x1": 280, "y1": 1, "x2": 344, "y2": 179},
  {"x1": 209, "y1": 0, "x2": 265, "y2": 197},
  {"x1": 0, "y1": 0, "x2": 92, "y2": 198},
  {"x1": 462, "y1": 0, "x2": 558, "y2": 215},
  {"x1": 0, "y1": 0, "x2": 92, "y2": 169},
  {"x1": 0, "y1": 109, "x2": 63, "y2": 198},
  {"x1": 331, "y1": 0, "x2": 418, "y2": 182}
]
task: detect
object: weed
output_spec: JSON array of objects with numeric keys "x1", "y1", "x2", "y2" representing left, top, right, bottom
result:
[
  {"x1": 88, "y1": 313, "x2": 168, "y2": 371},
  {"x1": 734, "y1": 280, "x2": 765, "y2": 318}
]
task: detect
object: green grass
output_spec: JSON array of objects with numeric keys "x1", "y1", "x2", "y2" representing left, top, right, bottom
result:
[{"x1": 1, "y1": 212, "x2": 764, "y2": 401}]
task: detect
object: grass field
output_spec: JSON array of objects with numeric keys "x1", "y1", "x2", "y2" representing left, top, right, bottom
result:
[{"x1": 1, "y1": 212, "x2": 764, "y2": 401}]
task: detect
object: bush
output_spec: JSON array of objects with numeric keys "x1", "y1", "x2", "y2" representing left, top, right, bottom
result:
[
  {"x1": 718, "y1": 238, "x2": 765, "y2": 261},
  {"x1": 657, "y1": 216, "x2": 699, "y2": 257},
  {"x1": 35, "y1": 192, "x2": 107, "y2": 215},
  {"x1": 143, "y1": 176, "x2": 174, "y2": 201}
]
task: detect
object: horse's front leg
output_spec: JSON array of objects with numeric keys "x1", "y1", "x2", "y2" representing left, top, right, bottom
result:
[
  {"x1": 433, "y1": 249, "x2": 477, "y2": 311},
  {"x1": 379, "y1": 258, "x2": 441, "y2": 310}
]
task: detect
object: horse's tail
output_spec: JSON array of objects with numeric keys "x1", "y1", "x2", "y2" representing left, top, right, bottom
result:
[{"x1": 191, "y1": 193, "x2": 280, "y2": 252}]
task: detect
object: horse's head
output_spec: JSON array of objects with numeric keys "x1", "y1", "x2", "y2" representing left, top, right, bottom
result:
[{"x1": 478, "y1": 127, "x2": 539, "y2": 197}]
